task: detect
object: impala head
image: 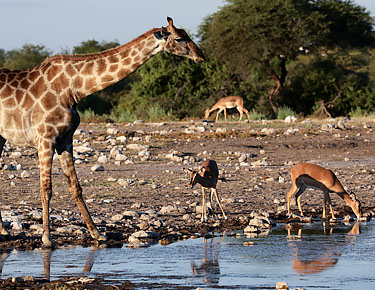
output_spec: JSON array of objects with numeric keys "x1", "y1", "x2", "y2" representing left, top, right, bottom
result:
[
  {"x1": 349, "y1": 192, "x2": 363, "y2": 219},
  {"x1": 204, "y1": 108, "x2": 210, "y2": 119},
  {"x1": 153, "y1": 17, "x2": 205, "y2": 63},
  {"x1": 186, "y1": 167, "x2": 205, "y2": 189}
]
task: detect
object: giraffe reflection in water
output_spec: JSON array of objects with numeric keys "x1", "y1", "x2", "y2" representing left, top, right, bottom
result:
[
  {"x1": 0, "y1": 245, "x2": 106, "y2": 280},
  {"x1": 286, "y1": 222, "x2": 361, "y2": 274}
]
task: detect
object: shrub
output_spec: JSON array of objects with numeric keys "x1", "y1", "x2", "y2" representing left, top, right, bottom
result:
[
  {"x1": 277, "y1": 106, "x2": 297, "y2": 120},
  {"x1": 249, "y1": 109, "x2": 266, "y2": 120},
  {"x1": 110, "y1": 109, "x2": 137, "y2": 123}
]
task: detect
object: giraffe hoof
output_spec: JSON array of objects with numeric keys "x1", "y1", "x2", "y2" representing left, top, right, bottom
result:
[
  {"x1": 0, "y1": 228, "x2": 10, "y2": 236},
  {"x1": 96, "y1": 234, "x2": 108, "y2": 242},
  {"x1": 42, "y1": 240, "x2": 55, "y2": 250}
]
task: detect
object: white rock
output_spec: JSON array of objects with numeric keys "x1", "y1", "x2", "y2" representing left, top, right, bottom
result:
[
  {"x1": 285, "y1": 115, "x2": 297, "y2": 123},
  {"x1": 127, "y1": 144, "x2": 149, "y2": 151},
  {"x1": 116, "y1": 136, "x2": 127, "y2": 143},
  {"x1": 21, "y1": 170, "x2": 31, "y2": 178},
  {"x1": 106, "y1": 128, "x2": 119, "y2": 135},
  {"x1": 91, "y1": 164, "x2": 104, "y2": 172},
  {"x1": 276, "y1": 281, "x2": 289, "y2": 289},
  {"x1": 74, "y1": 145, "x2": 93, "y2": 153},
  {"x1": 216, "y1": 128, "x2": 227, "y2": 134},
  {"x1": 261, "y1": 128, "x2": 275, "y2": 135},
  {"x1": 97, "y1": 155, "x2": 108, "y2": 163},
  {"x1": 115, "y1": 154, "x2": 128, "y2": 161}
]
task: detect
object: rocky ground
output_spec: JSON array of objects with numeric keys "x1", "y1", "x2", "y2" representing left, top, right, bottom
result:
[{"x1": 0, "y1": 117, "x2": 375, "y2": 288}]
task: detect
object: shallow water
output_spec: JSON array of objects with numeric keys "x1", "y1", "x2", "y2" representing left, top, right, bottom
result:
[{"x1": 1, "y1": 221, "x2": 374, "y2": 289}]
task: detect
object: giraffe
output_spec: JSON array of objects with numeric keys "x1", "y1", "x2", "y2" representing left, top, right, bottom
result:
[{"x1": 0, "y1": 17, "x2": 205, "y2": 248}]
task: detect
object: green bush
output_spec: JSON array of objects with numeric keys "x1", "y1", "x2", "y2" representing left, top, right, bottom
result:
[
  {"x1": 147, "y1": 104, "x2": 170, "y2": 121},
  {"x1": 349, "y1": 107, "x2": 367, "y2": 117},
  {"x1": 110, "y1": 109, "x2": 137, "y2": 123},
  {"x1": 249, "y1": 109, "x2": 266, "y2": 120},
  {"x1": 277, "y1": 106, "x2": 297, "y2": 120}
]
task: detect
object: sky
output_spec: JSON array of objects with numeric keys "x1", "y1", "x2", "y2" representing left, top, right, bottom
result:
[
  {"x1": 0, "y1": 0, "x2": 374, "y2": 54},
  {"x1": 0, "y1": 0, "x2": 225, "y2": 53}
]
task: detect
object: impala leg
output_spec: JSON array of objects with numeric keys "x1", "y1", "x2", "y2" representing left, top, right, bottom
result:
[
  {"x1": 0, "y1": 136, "x2": 10, "y2": 236},
  {"x1": 286, "y1": 183, "x2": 297, "y2": 216},
  {"x1": 59, "y1": 150, "x2": 106, "y2": 242},
  {"x1": 236, "y1": 107, "x2": 243, "y2": 123},
  {"x1": 295, "y1": 185, "x2": 307, "y2": 216},
  {"x1": 215, "y1": 109, "x2": 223, "y2": 123},
  {"x1": 201, "y1": 186, "x2": 207, "y2": 222},
  {"x1": 323, "y1": 191, "x2": 336, "y2": 220},
  {"x1": 38, "y1": 141, "x2": 54, "y2": 248},
  {"x1": 223, "y1": 108, "x2": 227, "y2": 122},
  {"x1": 213, "y1": 188, "x2": 227, "y2": 219},
  {"x1": 243, "y1": 107, "x2": 250, "y2": 122},
  {"x1": 210, "y1": 188, "x2": 216, "y2": 219}
]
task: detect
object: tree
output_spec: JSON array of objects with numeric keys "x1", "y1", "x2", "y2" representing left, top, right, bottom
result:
[
  {"x1": 111, "y1": 53, "x2": 250, "y2": 120},
  {"x1": 71, "y1": 40, "x2": 126, "y2": 115},
  {"x1": 199, "y1": 0, "x2": 375, "y2": 115},
  {"x1": 72, "y1": 39, "x2": 119, "y2": 54},
  {"x1": 3, "y1": 44, "x2": 51, "y2": 70}
]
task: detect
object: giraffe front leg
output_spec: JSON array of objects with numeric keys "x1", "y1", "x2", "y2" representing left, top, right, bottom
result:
[
  {"x1": 58, "y1": 151, "x2": 106, "y2": 242},
  {"x1": 38, "y1": 146, "x2": 54, "y2": 248},
  {"x1": 0, "y1": 136, "x2": 10, "y2": 236}
]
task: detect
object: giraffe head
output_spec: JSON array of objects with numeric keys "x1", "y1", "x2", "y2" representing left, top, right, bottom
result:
[{"x1": 154, "y1": 17, "x2": 205, "y2": 63}]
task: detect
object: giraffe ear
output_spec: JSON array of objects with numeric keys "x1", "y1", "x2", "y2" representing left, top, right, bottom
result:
[
  {"x1": 167, "y1": 17, "x2": 173, "y2": 26},
  {"x1": 154, "y1": 30, "x2": 171, "y2": 40}
]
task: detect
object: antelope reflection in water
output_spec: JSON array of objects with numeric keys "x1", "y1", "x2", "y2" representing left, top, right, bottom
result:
[
  {"x1": 286, "y1": 222, "x2": 361, "y2": 274},
  {"x1": 191, "y1": 233, "x2": 225, "y2": 286}
]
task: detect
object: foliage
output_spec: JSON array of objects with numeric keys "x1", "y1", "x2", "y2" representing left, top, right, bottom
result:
[
  {"x1": 71, "y1": 39, "x2": 120, "y2": 54},
  {"x1": 277, "y1": 106, "x2": 297, "y2": 120},
  {"x1": 109, "y1": 109, "x2": 137, "y2": 123},
  {"x1": 249, "y1": 109, "x2": 266, "y2": 120},
  {"x1": 1, "y1": 1, "x2": 375, "y2": 120},
  {"x1": 2, "y1": 44, "x2": 51, "y2": 70},
  {"x1": 111, "y1": 53, "x2": 254, "y2": 120},
  {"x1": 349, "y1": 106, "x2": 367, "y2": 117},
  {"x1": 198, "y1": 0, "x2": 375, "y2": 114},
  {"x1": 71, "y1": 40, "x2": 128, "y2": 115}
]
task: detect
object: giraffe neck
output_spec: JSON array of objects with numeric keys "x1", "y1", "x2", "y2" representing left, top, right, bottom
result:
[{"x1": 41, "y1": 28, "x2": 162, "y2": 105}]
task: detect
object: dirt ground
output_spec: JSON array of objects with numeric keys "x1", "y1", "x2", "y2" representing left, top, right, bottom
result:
[{"x1": 0, "y1": 117, "x2": 375, "y2": 288}]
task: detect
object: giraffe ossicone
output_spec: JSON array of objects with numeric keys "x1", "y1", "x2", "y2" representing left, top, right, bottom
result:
[{"x1": 0, "y1": 17, "x2": 205, "y2": 247}]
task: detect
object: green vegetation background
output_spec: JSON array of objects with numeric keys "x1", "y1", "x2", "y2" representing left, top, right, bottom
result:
[{"x1": 1, "y1": 0, "x2": 375, "y2": 122}]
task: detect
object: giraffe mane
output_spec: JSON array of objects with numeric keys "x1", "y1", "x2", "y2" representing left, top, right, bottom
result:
[{"x1": 41, "y1": 28, "x2": 161, "y2": 66}]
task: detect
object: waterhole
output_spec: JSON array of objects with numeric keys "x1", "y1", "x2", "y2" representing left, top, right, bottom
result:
[{"x1": 0, "y1": 220, "x2": 374, "y2": 289}]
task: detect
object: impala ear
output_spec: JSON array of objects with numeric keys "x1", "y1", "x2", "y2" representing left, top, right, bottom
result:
[{"x1": 349, "y1": 192, "x2": 357, "y2": 201}]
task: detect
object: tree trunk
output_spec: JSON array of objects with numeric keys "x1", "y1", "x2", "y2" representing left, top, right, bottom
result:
[{"x1": 263, "y1": 56, "x2": 287, "y2": 115}]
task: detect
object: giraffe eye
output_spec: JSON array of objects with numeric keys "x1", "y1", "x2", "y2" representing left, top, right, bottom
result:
[{"x1": 174, "y1": 38, "x2": 185, "y2": 43}]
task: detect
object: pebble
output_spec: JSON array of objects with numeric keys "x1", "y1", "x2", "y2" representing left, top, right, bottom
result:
[{"x1": 91, "y1": 164, "x2": 104, "y2": 172}]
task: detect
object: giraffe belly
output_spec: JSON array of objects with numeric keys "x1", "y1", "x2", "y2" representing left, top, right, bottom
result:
[{"x1": 0, "y1": 113, "x2": 36, "y2": 147}]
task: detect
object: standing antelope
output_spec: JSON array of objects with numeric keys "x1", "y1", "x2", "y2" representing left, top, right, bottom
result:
[
  {"x1": 286, "y1": 163, "x2": 362, "y2": 220},
  {"x1": 188, "y1": 160, "x2": 227, "y2": 221},
  {"x1": 204, "y1": 96, "x2": 250, "y2": 123}
]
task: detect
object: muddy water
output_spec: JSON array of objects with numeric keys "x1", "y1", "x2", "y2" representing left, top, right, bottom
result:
[{"x1": 0, "y1": 221, "x2": 374, "y2": 289}]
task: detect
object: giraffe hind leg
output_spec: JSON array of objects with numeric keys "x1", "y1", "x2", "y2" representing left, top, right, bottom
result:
[{"x1": 58, "y1": 150, "x2": 106, "y2": 242}]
